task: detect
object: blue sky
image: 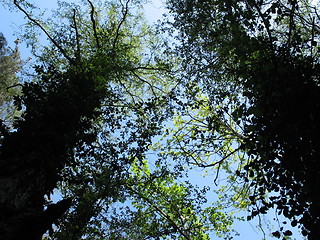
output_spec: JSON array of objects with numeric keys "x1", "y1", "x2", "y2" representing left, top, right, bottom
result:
[{"x1": 0, "y1": 1, "x2": 304, "y2": 239}]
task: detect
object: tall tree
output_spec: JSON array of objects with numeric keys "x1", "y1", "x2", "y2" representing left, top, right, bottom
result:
[
  {"x1": 0, "y1": 0, "x2": 235, "y2": 239},
  {"x1": 166, "y1": 0, "x2": 320, "y2": 238},
  {"x1": 0, "y1": 0, "x2": 167, "y2": 238}
]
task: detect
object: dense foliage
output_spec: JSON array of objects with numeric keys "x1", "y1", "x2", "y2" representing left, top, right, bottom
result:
[
  {"x1": 166, "y1": 0, "x2": 320, "y2": 238},
  {"x1": 0, "y1": 0, "x2": 236, "y2": 239},
  {"x1": 1, "y1": 0, "x2": 320, "y2": 239}
]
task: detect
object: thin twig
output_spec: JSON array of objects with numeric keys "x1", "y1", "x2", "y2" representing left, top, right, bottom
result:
[
  {"x1": 195, "y1": 147, "x2": 241, "y2": 169},
  {"x1": 311, "y1": 17, "x2": 315, "y2": 56},
  {"x1": 130, "y1": 70, "x2": 165, "y2": 96},
  {"x1": 130, "y1": 66, "x2": 171, "y2": 73},
  {"x1": 6, "y1": 83, "x2": 23, "y2": 90}
]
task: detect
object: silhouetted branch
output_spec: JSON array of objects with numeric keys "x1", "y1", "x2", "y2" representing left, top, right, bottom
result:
[
  {"x1": 113, "y1": 0, "x2": 130, "y2": 50},
  {"x1": 246, "y1": 0, "x2": 274, "y2": 51},
  {"x1": 6, "y1": 83, "x2": 23, "y2": 90},
  {"x1": 72, "y1": 9, "x2": 81, "y2": 61},
  {"x1": 286, "y1": 0, "x2": 297, "y2": 48},
  {"x1": 13, "y1": 0, "x2": 75, "y2": 64},
  {"x1": 87, "y1": 0, "x2": 101, "y2": 49}
]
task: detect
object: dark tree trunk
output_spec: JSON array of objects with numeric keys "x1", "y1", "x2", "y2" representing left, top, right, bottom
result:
[
  {"x1": 0, "y1": 67, "x2": 104, "y2": 239},
  {"x1": 0, "y1": 127, "x2": 71, "y2": 239}
]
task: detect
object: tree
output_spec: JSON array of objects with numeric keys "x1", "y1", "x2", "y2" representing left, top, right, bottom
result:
[
  {"x1": 166, "y1": 0, "x2": 320, "y2": 238},
  {"x1": 0, "y1": 32, "x2": 22, "y2": 129},
  {"x1": 0, "y1": 0, "x2": 165, "y2": 238},
  {"x1": 0, "y1": 0, "x2": 236, "y2": 239}
]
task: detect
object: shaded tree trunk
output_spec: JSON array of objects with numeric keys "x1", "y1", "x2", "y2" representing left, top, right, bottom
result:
[{"x1": 0, "y1": 67, "x2": 105, "y2": 239}]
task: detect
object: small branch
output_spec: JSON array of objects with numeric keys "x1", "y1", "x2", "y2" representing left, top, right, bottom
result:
[
  {"x1": 311, "y1": 17, "x2": 315, "y2": 56},
  {"x1": 213, "y1": 161, "x2": 222, "y2": 185},
  {"x1": 87, "y1": 0, "x2": 101, "y2": 49},
  {"x1": 149, "y1": 200, "x2": 191, "y2": 239},
  {"x1": 130, "y1": 70, "x2": 165, "y2": 96},
  {"x1": 315, "y1": 8, "x2": 320, "y2": 23},
  {"x1": 116, "y1": 72, "x2": 141, "y2": 103},
  {"x1": 130, "y1": 66, "x2": 171, "y2": 73},
  {"x1": 246, "y1": 0, "x2": 274, "y2": 52},
  {"x1": 113, "y1": 0, "x2": 130, "y2": 50},
  {"x1": 192, "y1": 147, "x2": 241, "y2": 169},
  {"x1": 13, "y1": 0, "x2": 75, "y2": 64},
  {"x1": 286, "y1": 0, "x2": 297, "y2": 48},
  {"x1": 72, "y1": 9, "x2": 81, "y2": 61},
  {"x1": 256, "y1": 201, "x2": 267, "y2": 239},
  {"x1": 6, "y1": 83, "x2": 23, "y2": 90}
]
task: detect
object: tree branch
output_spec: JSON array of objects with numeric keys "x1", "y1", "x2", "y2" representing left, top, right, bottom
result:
[
  {"x1": 130, "y1": 70, "x2": 164, "y2": 96},
  {"x1": 113, "y1": 0, "x2": 130, "y2": 51},
  {"x1": 6, "y1": 83, "x2": 23, "y2": 90},
  {"x1": 246, "y1": 0, "x2": 274, "y2": 51},
  {"x1": 72, "y1": 9, "x2": 81, "y2": 61},
  {"x1": 286, "y1": 0, "x2": 297, "y2": 48},
  {"x1": 187, "y1": 146, "x2": 241, "y2": 169},
  {"x1": 13, "y1": 0, "x2": 75, "y2": 64},
  {"x1": 87, "y1": 0, "x2": 101, "y2": 49}
]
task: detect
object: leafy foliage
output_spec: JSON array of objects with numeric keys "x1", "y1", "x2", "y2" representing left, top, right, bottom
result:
[
  {"x1": 0, "y1": 0, "x2": 236, "y2": 239},
  {"x1": 0, "y1": 33, "x2": 22, "y2": 128},
  {"x1": 166, "y1": 0, "x2": 320, "y2": 238},
  {"x1": 4, "y1": 0, "x2": 320, "y2": 239}
]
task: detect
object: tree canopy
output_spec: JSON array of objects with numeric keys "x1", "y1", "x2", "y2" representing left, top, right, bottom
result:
[
  {"x1": 0, "y1": 0, "x2": 319, "y2": 239},
  {"x1": 0, "y1": 0, "x2": 234, "y2": 239},
  {"x1": 166, "y1": 0, "x2": 320, "y2": 238}
]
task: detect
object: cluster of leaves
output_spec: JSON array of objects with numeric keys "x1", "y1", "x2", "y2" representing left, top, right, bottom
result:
[
  {"x1": 83, "y1": 158, "x2": 230, "y2": 240},
  {"x1": 166, "y1": 0, "x2": 320, "y2": 238},
  {"x1": 152, "y1": 81, "x2": 251, "y2": 216}
]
